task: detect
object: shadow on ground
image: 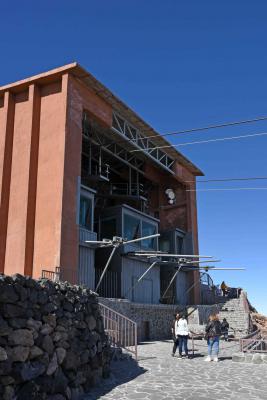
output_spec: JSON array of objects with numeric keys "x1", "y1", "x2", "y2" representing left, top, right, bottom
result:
[{"x1": 83, "y1": 358, "x2": 147, "y2": 400}]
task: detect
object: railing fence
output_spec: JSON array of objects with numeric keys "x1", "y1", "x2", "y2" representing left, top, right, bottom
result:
[{"x1": 98, "y1": 302, "x2": 138, "y2": 360}]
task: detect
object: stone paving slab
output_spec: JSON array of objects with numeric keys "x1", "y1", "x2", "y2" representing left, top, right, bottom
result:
[{"x1": 84, "y1": 340, "x2": 267, "y2": 400}]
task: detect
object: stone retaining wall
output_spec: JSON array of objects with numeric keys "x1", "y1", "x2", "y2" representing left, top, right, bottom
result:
[
  {"x1": 99, "y1": 298, "x2": 182, "y2": 341},
  {"x1": 100, "y1": 297, "x2": 252, "y2": 341},
  {"x1": 0, "y1": 274, "x2": 111, "y2": 400}
]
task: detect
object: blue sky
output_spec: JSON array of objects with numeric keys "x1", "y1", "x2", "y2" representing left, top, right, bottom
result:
[{"x1": 1, "y1": 1, "x2": 267, "y2": 313}]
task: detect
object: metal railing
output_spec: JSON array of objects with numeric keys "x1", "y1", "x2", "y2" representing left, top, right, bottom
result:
[
  {"x1": 41, "y1": 267, "x2": 60, "y2": 282},
  {"x1": 95, "y1": 269, "x2": 118, "y2": 298},
  {"x1": 240, "y1": 338, "x2": 267, "y2": 353},
  {"x1": 110, "y1": 182, "x2": 146, "y2": 198},
  {"x1": 41, "y1": 267, "x2": 78, "y2": 285},
  {"x1": 98, "y1": 302, "x2": 138, "y2": 360},
  {"x1": 239, "y1": 329, "x2": 265, "y2": 352}
]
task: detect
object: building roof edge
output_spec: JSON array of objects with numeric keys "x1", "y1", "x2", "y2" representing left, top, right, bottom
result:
[{"x1": 0, "y1": 62, "x2": 204, "y2": 176}]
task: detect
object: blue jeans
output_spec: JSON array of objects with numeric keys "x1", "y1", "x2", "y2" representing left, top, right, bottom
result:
[
  {"x1": 207, "y1": 336, "x2": 219, "y2": 356},
  {"x1": 178, "y1": 335, "x2": 188, "y2": 356}
]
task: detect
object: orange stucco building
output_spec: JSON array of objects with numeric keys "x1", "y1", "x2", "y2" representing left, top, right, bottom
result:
[{"x1": 0, "y1": 63, "x2": 203, "y2": 304}]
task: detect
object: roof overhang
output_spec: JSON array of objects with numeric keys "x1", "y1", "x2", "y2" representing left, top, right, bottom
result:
[{"x1": 0, "y1": 62, "x2": 204, "y2": 176}]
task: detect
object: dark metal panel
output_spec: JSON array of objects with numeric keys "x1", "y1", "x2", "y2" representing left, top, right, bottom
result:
[
  {"x1": 175, "y1": 271, "x2": 188, "y2": 305},
  {"x1": 121, "y1": 257, "x2": 160, "y2": 304},
  {"x1": 78, "y1": 228, "x2": 97, "y2": 289}
]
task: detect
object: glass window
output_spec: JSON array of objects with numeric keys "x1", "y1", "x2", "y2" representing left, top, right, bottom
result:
[
  {"x1": 176, "y1": 236, "x2": 184, "y2": 254},
  {"x1": 159, "y1": 239, "x2": 170, "y2": 253},
  {"x1": 79, "y1": 196, "x2": 92, "y2": 230},
  {"x1": 142, "y1": 221, "x2": 157, "y2": 249},
  {"x1": 101, "y1": 218, "x2": 117, "y2": 240},
  {"x1": 123, "y1": 214, "x2": 140, "y2": 242}
]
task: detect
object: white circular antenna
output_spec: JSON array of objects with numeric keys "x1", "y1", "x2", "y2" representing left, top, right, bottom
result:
[{"x1": 165, "y1": 188, "x2": 176, "y2": 204}]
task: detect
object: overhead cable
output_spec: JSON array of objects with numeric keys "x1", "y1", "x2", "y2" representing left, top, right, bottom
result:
[
  {"x1": 186, "y1": 187, "x2": 267, "y2": 192},
  {"x1": 114, "y1": 115, "x2": 267, "y2": 145},
  {"x1": 122, "y1": 115, "x2": 267, "y2": 143},
  {"x1": 152, "y1": 115, "x2": 267, "y2": 139},
  {"x1": 186, "y1": 176, "x2": 267, "y2": 183},
  {"x1": 130, "y1": 131, "x2": 267, "y2": 152}
]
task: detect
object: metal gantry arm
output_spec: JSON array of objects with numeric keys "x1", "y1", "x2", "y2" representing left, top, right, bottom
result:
[
  {"x1": 130, "y1": 253, "x2": 214, "y2": 258},
  {"x1": 95, "y1": 244, "x2": 119, "y2": 292},
  {"x1": 185, "y1": 272, "x2": 205, "y2": 296},
  {"x1": 90, "y1": 234, "x2": 160, "y2": 294},
  {"x1": 161, "y1": 263, "x2": 183, "y2": 300}
]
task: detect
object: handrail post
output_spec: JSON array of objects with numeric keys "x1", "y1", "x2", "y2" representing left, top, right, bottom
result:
[
  {"x1": 135, "y1": 322, "x2": 138, "y2": 360},
  {"x1": 192, "y1": 335, "x2": 195, "y2": 356}
]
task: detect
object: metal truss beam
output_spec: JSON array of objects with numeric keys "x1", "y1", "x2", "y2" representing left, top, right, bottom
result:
[
  {"x1": 112, "y1": 112, "x2": 175, "y2": 174},
  {"x1": 85, "y1": 133, "x2": 145, "y2": 175}
]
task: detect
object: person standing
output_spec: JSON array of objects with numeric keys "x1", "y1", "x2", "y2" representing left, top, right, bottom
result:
[
  {"x1": 204, "y1": 314, "x2": 222, "y2": 362},
  {"x1": 175, "y1": 314, "x2": 190, "y2": 358},
  {"x1": 220, "y1": 281, "x2": 229, "y2": 297},
  {"x1": 171, "y1": 313, "x2": 180, "y2": 356},
  {"x1": 221, "y1": 318, "x2": 230, "y2": 341}
]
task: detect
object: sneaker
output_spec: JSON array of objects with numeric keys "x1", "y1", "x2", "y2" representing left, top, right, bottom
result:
[
  {"x1": 177, "y1": 354, "x2": 182, "y2": 359},
  {"x1": 204, "y1": 356, "x2": 211, "y2": 362},
  {"x1": 171, "y1": 353, "x2": 175, "y2": 357},
  {"x1": 213, "y1": 356, "x2": 219, "y2": 362}
]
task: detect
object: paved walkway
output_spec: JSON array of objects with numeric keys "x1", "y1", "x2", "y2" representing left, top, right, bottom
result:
[{"x1": 84, "y1": 340, "x2": 267, "y2": 400}]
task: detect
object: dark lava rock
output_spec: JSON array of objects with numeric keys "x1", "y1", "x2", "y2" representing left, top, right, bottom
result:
[
  {"x1": 14, "y1": 282, "x2": 28, "y2": 301},
  {"x1": 8, "y1": 318, "x2": 27, "y2": 329},
  {"x1": 13, "y1": 361, "x2": 46, "y2": 382},
  {"x1": 41, "y1": 335, "x2": 54, "y2": 355},
  {"x1": 37, "y1": 291, "x2": 48, "y2": 305},
  {"x1": 2, "y1": 303, "x2": 25, "y2": 318},
  {"x1": 0, "y1": 316, "x2": 10, "y2": 336},
  {"x1": 0, "y1": 284, "x2": 19, "y2": 303},
  {"x1": 8, "y1": 329, "x2": 34, "y2": 346},
  {"x1": 0, "y1": 360, "x2": 12, "y2": 375},
  {"x1": 29, "y1": 289, "x2": 38, "y2": 304},
  {"x1": 62, "y1": 350, "x2": 80, "y2": 370},
  {"x1": 16, "y1": 381, "x2": 45, "y2": 400}
]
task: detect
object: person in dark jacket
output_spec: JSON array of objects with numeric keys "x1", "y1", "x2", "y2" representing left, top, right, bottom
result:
[
  {"x1": 220, "y1": 281, "x2": 229, "y2": 297},
  {"x1": 221, "y1": 318, "x2": 230, "y2": 341},
  {"x1": 204, "y1": 314, "x2": 222, "y2": 362},
  {"x1": 171, "y1": 313, "x2": 180, "y2": 356}
]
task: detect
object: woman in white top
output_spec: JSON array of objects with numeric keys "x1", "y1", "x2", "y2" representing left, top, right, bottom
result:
[{"x1": 175, "y1": 314, "x2": 189, "y2": 358}]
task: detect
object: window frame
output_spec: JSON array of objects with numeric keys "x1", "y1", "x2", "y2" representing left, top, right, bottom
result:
[
  {"x1": 79, "y1": 187, "x2": 95, "y2": 232},
  {"x1": 122, "y1": 208, "x2": 158, "y2": 250}
]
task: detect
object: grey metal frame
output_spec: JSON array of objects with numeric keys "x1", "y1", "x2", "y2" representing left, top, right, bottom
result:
[
  {"x1": 122, "y1": 206, "x2": 159, "y2": 251},
  {"x1": 83, "y1": 129, "x2": 145, "y2": 175},
  {"x1": 112, "y1": 112, "x2": 175, "y2": 173},
  {"x1": 79, "y1": 187, "x2": 96, "y2": 232}
]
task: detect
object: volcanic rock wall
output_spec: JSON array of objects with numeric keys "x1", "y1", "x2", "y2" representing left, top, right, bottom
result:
[{"x1": 0, "y1": 274, "x2": 110, "y2": 400}]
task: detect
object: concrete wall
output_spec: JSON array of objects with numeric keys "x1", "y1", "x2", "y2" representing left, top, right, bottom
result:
[
  {"x1": 0, "y1": 78, "x2": 69, "y2": 279},
  {"x1": 0, "y1": 68, "x2": 113, "y2": 282}
]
